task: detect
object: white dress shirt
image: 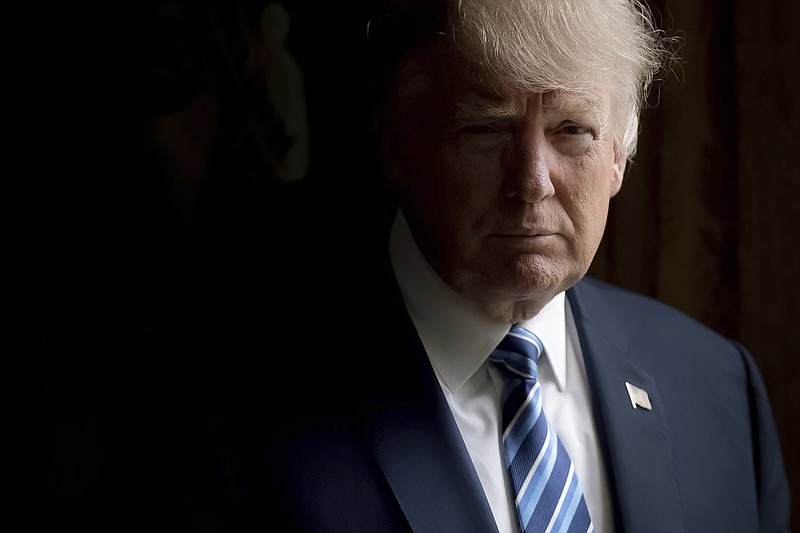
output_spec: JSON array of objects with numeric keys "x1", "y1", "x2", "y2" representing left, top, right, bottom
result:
[{"x1": 389, "y1": 211, "x2": 614, "y2": 533}]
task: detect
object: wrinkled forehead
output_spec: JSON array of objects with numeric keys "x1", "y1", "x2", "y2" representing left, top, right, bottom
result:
[{"x1": 453, "y1": 87, "x2": 611, "y2": 123}]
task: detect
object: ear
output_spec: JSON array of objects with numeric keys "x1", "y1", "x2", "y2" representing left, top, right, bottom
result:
[{"x1": 610, "y1": 144, "x2": 627, "y2": 198}]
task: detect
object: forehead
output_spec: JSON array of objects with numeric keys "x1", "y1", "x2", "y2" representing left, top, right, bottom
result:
[
  {"x1": 391, "y1": 43, "x2": 614, "y2": 133},
  {"x1": 454, "y1": 88, "x2": 609, "y2": 118},
  {"x1": 422, "y1": 46, "x2": 612, "y2": 115}
]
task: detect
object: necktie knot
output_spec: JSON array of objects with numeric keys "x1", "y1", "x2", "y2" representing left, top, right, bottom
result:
[{"x1": 488, "y1": 325, "x2": 543, "y2": 381}]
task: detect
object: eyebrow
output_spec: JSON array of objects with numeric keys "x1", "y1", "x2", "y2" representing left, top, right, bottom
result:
[
  {"x1": 543, "y1": 92, "x2": 609, "y2": 128},
  {"x1": 454, "y1": 94, "x2": 525, "y2": 122},
  {"x1": 455, "y1": 90, "x2": 609, "y2": 129}
]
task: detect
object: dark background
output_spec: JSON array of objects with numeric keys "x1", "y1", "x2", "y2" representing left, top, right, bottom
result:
[{"x1": 26, "y1": 0, "x2": 798, "y2": 530}]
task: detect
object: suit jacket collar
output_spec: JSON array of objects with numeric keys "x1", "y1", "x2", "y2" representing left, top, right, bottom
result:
[
  {"x1": 356, "y1": 290, "x2": 499, "y2": 533},
  {"x1": 567, "y1": 279, "x2": 686, "y2": 533}
]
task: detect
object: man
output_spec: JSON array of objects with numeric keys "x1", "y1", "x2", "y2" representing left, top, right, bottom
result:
[{"x1": 180, "y1": 0, "x2": 791, "y2": 531}]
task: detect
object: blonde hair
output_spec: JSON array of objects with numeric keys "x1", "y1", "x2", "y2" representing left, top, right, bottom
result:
[{"x1": 449, "y1": 0, "x2": 673, "y2": 158}]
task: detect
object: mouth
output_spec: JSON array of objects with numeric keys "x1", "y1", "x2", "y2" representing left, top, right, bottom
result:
[
  {"x1": 487, "y1": 230, "x2": 563, "y2": 252},
  {"x1": 491, "y1": 231, "x2": 558, "y2": 239},
  {"x1": 487, "y1": 233, "x2": 559, "y2": 251}
]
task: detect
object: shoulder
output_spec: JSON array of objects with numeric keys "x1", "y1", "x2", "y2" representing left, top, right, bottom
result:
[
  {"x1": 569, "y1": 276, "x2": 734, "y2": 348},
  {"x1": 571, "y1": 276, "x2": 695, "y2": 318},
  {"x1": 567, "y1": 276, "x2": 753, "y2": 384}
]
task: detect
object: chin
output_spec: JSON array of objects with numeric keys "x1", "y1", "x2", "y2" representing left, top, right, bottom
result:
[
  {"x1": 450, "y1": 253, "x2": 583, "y2": 303},
  {"x1": 505, "y1": 253, "x2": 577, "y2": 290},
  {"x1": 471, "y1": 266, "x2": 570, "y2": 304}
]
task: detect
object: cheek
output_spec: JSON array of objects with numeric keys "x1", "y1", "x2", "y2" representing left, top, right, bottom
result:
[
  {"x1": 439, "y1": 149, "x2": 507, "y2": 229},
  {"x1": 422, "y1": 152, "x2": 493, "y2": 230},
  {"x1": 559, "y1": 158, "x2": 614, "y2": 245},
  {"x1": 445, "y1": 150, "x2": 501, "y2": 194},
  {"x1": 576, "y1": 195, "x2": 611, "y2": 241},
  {"x1": 401, "y1": 142, "x2": 480, "y2": 236}
]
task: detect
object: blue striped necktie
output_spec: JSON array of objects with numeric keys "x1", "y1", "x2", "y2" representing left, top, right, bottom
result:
[{"x1": 489, "y1": 325, "x2": 593, "y2": 533}]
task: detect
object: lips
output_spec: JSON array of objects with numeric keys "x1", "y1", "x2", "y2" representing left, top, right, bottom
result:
[
  {"x1": 487, "y1": 234, "x2": 561, "y2": 250},
  {"x1": 491, "y1": 229, "x2": 558, "y2": 238},
  {"x1": 489, "y1": 214, "x2": 565, "y2": 240}
]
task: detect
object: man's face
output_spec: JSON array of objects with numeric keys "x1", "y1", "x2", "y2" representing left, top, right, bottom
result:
[{"x1": 388, "y1": 48, "x2": 626, "y2": 320}]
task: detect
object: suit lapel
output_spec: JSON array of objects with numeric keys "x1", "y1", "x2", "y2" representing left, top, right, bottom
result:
[
  {"x1": 568, "y1": 281, "x2": 685, "y2": 533},
  {"x1": 357, "y1": 314, "x2": 499, "y2": 533}
]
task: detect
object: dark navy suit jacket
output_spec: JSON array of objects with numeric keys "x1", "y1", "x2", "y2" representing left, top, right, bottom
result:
[{"x1": 180, "y1": 273, "x2": 791, "y2": 532}]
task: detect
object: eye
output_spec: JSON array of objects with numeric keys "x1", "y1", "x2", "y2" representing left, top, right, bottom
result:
[
  {"x1": 552, "y1": 122, "x2": 595, "y2": 155},
  {"x1": 460, "y1": 124, "x2": 503, "y2": 135},
  {"x1": 457, "y1": 123, "x2": 512, "y2": 151},
  {"x1": 561, "y1": 123, "x2": 593, "y2": 136}
]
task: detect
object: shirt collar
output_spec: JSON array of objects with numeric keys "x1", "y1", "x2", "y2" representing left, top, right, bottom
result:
[
  {"x1": 389, "y1": 211, "x2": 568, "y2": 393},
  {"x1": 519, "y1": 292, "x2": 567, "y2": 392}
]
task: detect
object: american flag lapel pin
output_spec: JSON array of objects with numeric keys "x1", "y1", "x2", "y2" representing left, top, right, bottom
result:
[{"x1": 625, "y1": 382, "x2": 652, "y2": 410}]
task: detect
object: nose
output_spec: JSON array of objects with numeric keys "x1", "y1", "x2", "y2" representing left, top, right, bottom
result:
[{"x1": 504, "y1": 131, "x2": 555, "y2": 203}]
